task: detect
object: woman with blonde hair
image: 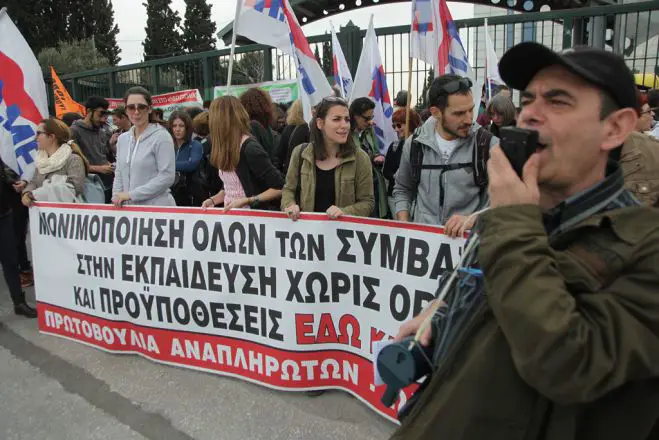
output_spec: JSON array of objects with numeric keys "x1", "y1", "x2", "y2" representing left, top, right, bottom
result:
[
  {"x1": 20, "y1": 118, "x2": 88, "y2": 206},
  {"x1": 273, "y1": 99, "x2": 310, "y2": 174},
  {"x1": 201, "y1": 96, "x2": 284, "y2": 211}
]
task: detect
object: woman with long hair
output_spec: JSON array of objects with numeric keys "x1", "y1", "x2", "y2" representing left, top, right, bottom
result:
[
  {"x1": 240, "y1": 88, "x2": 277, "y2": 158},
  {"x1": 168, "y1": 110, "x2": 203, "y2": 206},
  {"x1": 20, "y1": 118, "x2": 88, "y2": 206},
  {"x1": 201, "y1": 96, "x2": 284, "y2": 211},
  {"x1": 281, "y1": 97, "x2": 374, "y2": 221},
  {"x1": 112, "y1": 86, "x2": 176, "y2": 207},
  {"x1": 273, "y1": 99, "x2": 310, "y2": 174}
]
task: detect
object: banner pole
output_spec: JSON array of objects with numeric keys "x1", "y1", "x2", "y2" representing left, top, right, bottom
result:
[
  {"x1": 404, "y1": 57, "x2": 413, "y2": 138},
  {"x1": 227, "y1": 0, "x2": 243, "y2": 91}
]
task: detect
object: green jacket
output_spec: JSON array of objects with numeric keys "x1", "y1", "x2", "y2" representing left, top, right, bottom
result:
[
  {"x1": 392, "y1": 204, "x2": 659, "y2": 440},
  {"x1": 352, "y1": 129, "x2": 389, "y2": 218},
  {"x1": 280, "y1": 143, "x2": 374, "y2": 216}
]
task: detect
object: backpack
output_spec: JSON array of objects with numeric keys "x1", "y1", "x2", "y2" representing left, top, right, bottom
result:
[{"x1": 409, "y1": 127, "x2": 492, "y2": 205}]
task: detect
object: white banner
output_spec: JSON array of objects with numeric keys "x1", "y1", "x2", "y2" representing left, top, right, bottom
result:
[
  {"x1": 31, "y1": 203, "x2": 465, "y2": 422},
  {"x1": 107, "y1": 89, "x2": 204, "y2": 120}
]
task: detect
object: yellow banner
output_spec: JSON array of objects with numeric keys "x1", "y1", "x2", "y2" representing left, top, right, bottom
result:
[{"x1": 50, "y1": 67, "x2": 87, "y2": 119}]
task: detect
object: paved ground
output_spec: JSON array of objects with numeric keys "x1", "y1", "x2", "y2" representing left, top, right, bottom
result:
[{"x1": 0, "y1": 277, "x2": 396, "y2": 440}]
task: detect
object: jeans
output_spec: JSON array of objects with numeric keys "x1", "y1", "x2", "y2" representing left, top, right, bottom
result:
[{"x1": 0, "y1": 212, "x2": 25, "y2": 305}]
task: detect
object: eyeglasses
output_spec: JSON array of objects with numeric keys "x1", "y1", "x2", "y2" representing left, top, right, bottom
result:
[
  {"x1": 360, "y1": 114, "x2": 374, "y2": 121},
  {"x1": 392, "y1": 123, "x2": 403, "y2": 129},
  {"x1": 126, "y1": 104, "x2": 149, "y2": 112},
  {"x1": 438, "y1": 77, "x2": 473, "y2": 95}
]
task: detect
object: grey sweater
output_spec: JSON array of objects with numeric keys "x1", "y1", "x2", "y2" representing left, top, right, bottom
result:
[
  {"x1": 23, "y1": 154, "x2": 86, "y2": 197},
  {"x1": 112, "y1": 123, "x2": 176, "y2": 206},
  {"x1": 393, "y1": 117, "x2": 498, "y2": 226}
]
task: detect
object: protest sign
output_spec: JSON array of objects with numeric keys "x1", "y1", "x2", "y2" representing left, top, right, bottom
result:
[
  {"x1": 214, "y1": 79, "x2": 298, "y2": 104},
  {"x1": 31, "y1": 203, "x2": 465, "y2": 423},
  {"x1": 106, "y1": 89, "x2": 203, "y2": 120}
]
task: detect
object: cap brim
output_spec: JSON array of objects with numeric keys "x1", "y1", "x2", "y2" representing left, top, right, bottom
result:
[{"x1": 499, "y1": 42, "x2": 602, "y2": 92}]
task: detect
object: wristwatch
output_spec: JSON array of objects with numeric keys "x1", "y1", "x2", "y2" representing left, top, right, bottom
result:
[{"x1": 249, "y1": 195, "x2": 261, "y2": 208}]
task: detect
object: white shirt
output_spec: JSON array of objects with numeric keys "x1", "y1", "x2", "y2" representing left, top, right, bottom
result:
[
  {"x1": 435, "y1": 132, "x2": 459, "y2": 163},
  {"x1": 650, "y1": 124, "x2": 659, "y2": 140}
]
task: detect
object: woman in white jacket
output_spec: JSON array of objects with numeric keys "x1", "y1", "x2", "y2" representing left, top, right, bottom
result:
[{"x1": 112, "y1": 86, "x2": 176, "y2": 207}]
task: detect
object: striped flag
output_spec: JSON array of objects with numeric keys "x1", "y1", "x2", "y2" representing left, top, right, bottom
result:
[
  {"x1": 330, "y1": 23, "x2": 353, "y2": 99},
  {"x1": 0, "y1": 7, "x2": 48, "y2": 180}
]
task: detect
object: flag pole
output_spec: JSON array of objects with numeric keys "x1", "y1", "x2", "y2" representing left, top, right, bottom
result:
[
  {"x1": 404, "y1": 56, "x2": 413, "y2": 138},
  {"x1": 484, "y1": 18, "x2": 491, "y2": 102},
  {"x1": 227, "y1": 0, "x2": 243, "y2": 91}
]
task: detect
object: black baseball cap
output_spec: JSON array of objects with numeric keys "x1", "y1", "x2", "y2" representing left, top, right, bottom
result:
[{"x1": 499, "y1": 42, "x2": 637, "y2": 111}]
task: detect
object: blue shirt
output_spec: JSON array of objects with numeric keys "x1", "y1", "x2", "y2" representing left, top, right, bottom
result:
[{"x1": 175, "y1": 139, "x2": 203, "y2": 173}]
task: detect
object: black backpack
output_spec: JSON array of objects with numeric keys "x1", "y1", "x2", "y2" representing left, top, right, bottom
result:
[{"x1": 409, "y1": 127, "x2": 492, "y2": 206}]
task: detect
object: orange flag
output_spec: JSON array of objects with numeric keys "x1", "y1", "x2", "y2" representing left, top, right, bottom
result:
[{"x1": 50, "y1": 66, "x2": 87, "y2": 118}]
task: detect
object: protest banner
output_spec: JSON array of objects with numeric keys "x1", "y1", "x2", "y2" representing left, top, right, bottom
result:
[
  {"x1": 214, "y1": 79, "x2": 298, "y2": 104},
  {"x1": 31, "y1": 203, "x2": 465, "y2": 423},
  {"x1": 106, "y1": 89, "x2": 204, "y2": 120}
]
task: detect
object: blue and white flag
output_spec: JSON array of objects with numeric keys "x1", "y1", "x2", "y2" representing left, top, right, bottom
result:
[{"x1": 330, "y1": 23, "x2": 353, "y2": 99}]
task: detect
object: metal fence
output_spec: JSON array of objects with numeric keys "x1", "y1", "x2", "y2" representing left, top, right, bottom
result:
[{"x1": 57, "y1": 1, "x2": 659, "y2": 110}]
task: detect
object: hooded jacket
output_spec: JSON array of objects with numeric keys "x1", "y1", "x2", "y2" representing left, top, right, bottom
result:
[
  {"x1": 392, "y1": 117, "x2": 498, "y2": 225},
  {"x1": 70, "y1": 119, "x2": 111, "y2": 166},
  {"x1": 113, "y1": 123, "x2": 176, "y2": 206}
]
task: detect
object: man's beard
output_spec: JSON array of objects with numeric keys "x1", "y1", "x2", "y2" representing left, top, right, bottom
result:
[{"x1": 441, "y1": 120, "x2": 469, "y2": 139}]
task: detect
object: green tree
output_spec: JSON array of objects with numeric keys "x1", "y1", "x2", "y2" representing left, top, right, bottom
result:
[
  {"x1": 143, "y1": 0, "x2": 183, "y2": 60},
  {"x1": 416, "y1": 67, "x2": 434, "y2": 110},
  {"x1": 4, "y1": 0, "x2": 67, "y2": 55},
  {"x1": 232, "y1": 52, "x2": 265, "y2": 85},
  {"x1": 38, "y1": 39, "x2": 111, "y2": 76},
  {"x1": 321, "y1": 40, "x2": 333, "y2": 78},
  {"x1": 182, "y1": 0, "x2": 217, "y2": 53},
  {"x1": 93, "y1": 0, "x2": 121, "y2": 65}
]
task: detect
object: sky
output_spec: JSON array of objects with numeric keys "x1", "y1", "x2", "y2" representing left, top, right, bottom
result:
[{"x1": 112, "y1": 0, "x2": 475, "y2": 65}]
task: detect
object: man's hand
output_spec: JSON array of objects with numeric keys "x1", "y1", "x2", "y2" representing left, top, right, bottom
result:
[
  {"x1": 92, "y1": 164, "x2": 114, "y2": 175},
  {"x1": 373, "y1": 155, "x2": 385, "y2": 166},
  {"x1": 444, "y1": 214, "x2": 471, "y2": 238},
  {"x1": 394, "y1": 301, "x2": 440, "y2": 347},
  {"x1": 12, "y1": 181, "x2": 26, "y2": 193},
  {"x1": 487, "y1": 146, "x2": 540, "y2": 208},
  {"x1": 109, "y1": 132, "x2": 120, "y2": 147}
]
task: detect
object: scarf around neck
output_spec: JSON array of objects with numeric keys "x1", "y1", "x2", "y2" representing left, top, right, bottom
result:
[{"x1": 36, "y1": 142, "x2": 73, "y2": 175}]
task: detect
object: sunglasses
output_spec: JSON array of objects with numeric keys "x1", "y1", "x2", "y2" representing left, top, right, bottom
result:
[
  {"x1": 360, "y1": 114, "x2": 374, "y2": 121},
  {"x1": 126, "y1": 104, "x2": 149, "y2": 112},
  {"x1": 439, "y1": 77, "x2": 473, "y2": 95},
  {"x1": 392, "y1": 123, "x2": 403, "y2": 129}
]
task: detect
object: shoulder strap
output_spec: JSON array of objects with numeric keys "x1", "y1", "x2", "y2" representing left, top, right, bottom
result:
[
  {"x1": 410, "y1": 133, "x2": 424, "y2": 190},
  {"x1": 295, "y1": 143, "x2": 309, "y2": 205},
  {"x1": 472, "y1": 127, "x2": 492, "y2": 187}
]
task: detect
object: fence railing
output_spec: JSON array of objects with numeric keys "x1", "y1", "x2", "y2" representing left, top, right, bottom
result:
[{"x1": 57, "y1": 1, "x2": 659, "y2": 110}]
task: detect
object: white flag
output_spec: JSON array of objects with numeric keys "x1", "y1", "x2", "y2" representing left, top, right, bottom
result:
[
  {"x1": 350, "y1": 15, "x2": 397, "y2": 154},
  {"x1": 0, "y1": 7, "x2": 48, "y2": 180},
  {"x1": 330, "y1": 23, "x2": 353, "y2": 99},
  {"x1": 484, "y1": 18, "x2": 503, "y2": 100}
]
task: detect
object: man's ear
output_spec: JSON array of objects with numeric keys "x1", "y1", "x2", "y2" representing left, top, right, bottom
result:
[
  {"x1": 601, "y1": 108, "x2": 637, "y2": 153},
  {"x1": 429, "y1": 106, "x2": 441, "y2": 120}
]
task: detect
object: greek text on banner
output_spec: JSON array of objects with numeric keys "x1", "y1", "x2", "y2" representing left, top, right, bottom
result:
[{"x1": 30, "y1": 203, "x2": 465, "y2": 423}]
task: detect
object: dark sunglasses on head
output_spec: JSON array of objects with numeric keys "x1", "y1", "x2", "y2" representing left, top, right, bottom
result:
[
  {"x1": 126, "y1": 103, "x2": 149, "y2": 112},
  {"x1": 439, "y1": 77, "x2": 473, "y2": 95}
]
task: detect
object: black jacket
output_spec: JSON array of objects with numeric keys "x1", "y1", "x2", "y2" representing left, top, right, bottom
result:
[
  {"x1": 383, "y1": 138, "x2": 405, "y2": 196},
  {"x1": 234, "y1": 138, "x2": 285, "y2": 210},
  {"x1": 0, "y1": 158, "x2": 16, "y2": 217}
]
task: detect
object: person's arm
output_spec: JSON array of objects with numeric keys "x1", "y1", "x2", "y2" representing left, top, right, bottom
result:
[
  {"x1": 128, "y1": 132, "x2": 176, "y2": 202},
  {"x1": 392, "y1": 136, "x2": 416, "y2": 221},
  {"x1": 341, "y1": 149, "x2": 375, "y2": 217},
  {"x1": 479, "y1": 205, "x2": 659, "y2": 405},
  {"x1": 281, "y1": 144, "x2": 302, "y2": 211},
  {"x1": 175, "y1": 140, "x2": 203, "y2": 173},
  {"x1": 66, "y1": 155, "x2": 87, "y2": 196},
  {"x1": 382, "y1": 139, "x2": 403, "y2": 181},
  {"x1": 112, "y1": 139, "x2": 126, "y2": 199},
  {"x1": 245, "y1": 140, "x2": 284, "y2": 191}
]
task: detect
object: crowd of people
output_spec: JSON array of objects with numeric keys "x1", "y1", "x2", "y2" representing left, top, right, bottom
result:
[{"x1": 1, "y1": 40, "x2": 659, "y2": 440}]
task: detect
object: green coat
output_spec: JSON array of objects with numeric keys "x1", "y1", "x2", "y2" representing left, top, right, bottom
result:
[
  {"x1": 280, "y1": 143, "x2": 374, "y2": 216},
  {"x1": 391, "y1": 204, "x2": 659, "y2": 440},
  {"x1": 353, "y1": 130, "x2": 389, "y2": 218}
]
